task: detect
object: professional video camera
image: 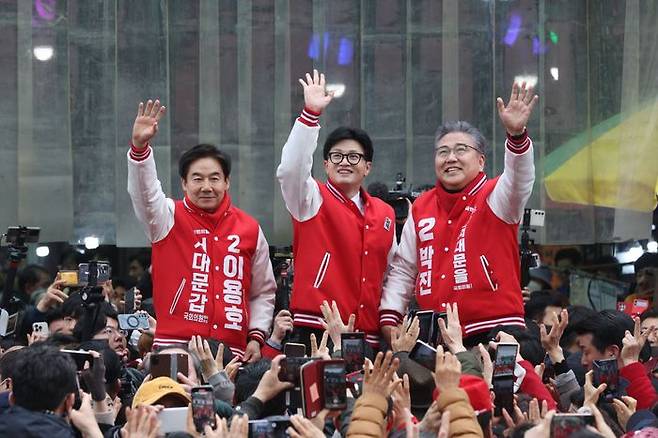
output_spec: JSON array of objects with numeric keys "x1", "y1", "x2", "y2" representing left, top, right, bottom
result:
[
  {"x1": 520, "y1": 209, "x2": 546, "y2": 288},
  {"x1": 386, "y1": 172, "x2": 421, "y2": 222},
  {"x1": 0, "y1": 226, "x2": 40, "y2": 336}
]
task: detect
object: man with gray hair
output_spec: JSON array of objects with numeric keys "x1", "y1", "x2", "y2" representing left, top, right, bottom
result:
[{"x1": 379, "y1": 82, "x2": 539, "y2": 347}]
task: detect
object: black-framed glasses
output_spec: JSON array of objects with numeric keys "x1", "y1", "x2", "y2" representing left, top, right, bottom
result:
[
  {"x1": 328, "y1": 152, "x2": 365, "y2": 165},
  {"x1": 435, "y1": 143, "x2": 482, "y2": 159}
]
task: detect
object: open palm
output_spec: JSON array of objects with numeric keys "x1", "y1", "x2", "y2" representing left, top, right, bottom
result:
[
  {"x1": 496, "y1": 82, "x2": 538, "y2": 136},
  {"x1": 132, "y1": 99, "x2": 166, "y2": 148},
  {"x1": 299, "y1": 69, "x2": 334, "y2": 113}
]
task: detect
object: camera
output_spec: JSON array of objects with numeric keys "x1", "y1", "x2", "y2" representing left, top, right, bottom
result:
[{"x1": 118, "y1": 313, "x2": 149, "y2": 331}]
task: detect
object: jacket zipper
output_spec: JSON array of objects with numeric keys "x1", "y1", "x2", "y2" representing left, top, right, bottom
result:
[
  {"x1": 313, "y1": 252, "x2": 331, "y2": 289},
  {"x1": 479, "y1": 255, "x2": 498, "y2": 291},
  {"x1": 169, "y1": 277, "x2": 186, "y2": 314}
]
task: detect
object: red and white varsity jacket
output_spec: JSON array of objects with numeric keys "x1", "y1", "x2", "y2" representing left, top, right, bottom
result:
[
  {"x1": 379, "y1": 132, "x2": 534, "y2": 337},
  {"x1": 127, "y1": 146, "x2": 276, "y2": 358},
  {"x1": 276, "y1": 109, "x2": 397, "y2": 346}
]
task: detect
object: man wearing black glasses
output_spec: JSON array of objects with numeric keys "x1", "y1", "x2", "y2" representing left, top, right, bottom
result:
[{"x1": 277, "y1": 70, "x2": 397, "y2": 350}]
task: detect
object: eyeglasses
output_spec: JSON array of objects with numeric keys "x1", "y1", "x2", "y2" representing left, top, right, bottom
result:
[
  {"x1": 328, "y1": 152, "x2": 365, "y2": 165},
  {"x1": 101, "y1": 326, "x2": 127, "y2": 337},
  {"x1": 435, "y1": 144, "x2": 482, "y2": 159}
]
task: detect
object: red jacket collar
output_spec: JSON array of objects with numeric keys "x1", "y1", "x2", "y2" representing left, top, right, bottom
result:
[
  {"x1": 182, "y1": 193, "x2": 232, "y2": 228},
  {"x1": 326, "y1": 179, "x2": 370, "y2": 206},
  {"x1": 435, "y1": 172, "x2": 487, "y2": 212}
]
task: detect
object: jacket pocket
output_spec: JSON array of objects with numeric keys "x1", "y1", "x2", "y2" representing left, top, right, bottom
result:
[
  {"x1": 312, "y1": 252, "x2": 331, "y2": 289},
  {"x1": 169, "y1": 277, "x2": 186, "y2": 314},
  {"x1": 479, "y1": 255, "x2": 498, "y2": 292}
]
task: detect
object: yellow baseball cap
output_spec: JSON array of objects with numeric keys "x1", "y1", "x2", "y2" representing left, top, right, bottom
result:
[{"x1": 132, "y1": 376, "x2": 191, "y2": 408}]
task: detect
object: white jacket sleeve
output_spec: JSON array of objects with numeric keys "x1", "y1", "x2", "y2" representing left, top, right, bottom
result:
[
  {"x1": 276, "y1": 120, "x2": 324, "y2": 222},
  {"x1": 126, "y1": 148, "x2": 175, "y2": 243},
  {"x1": 247, "y1": 227, "x2": 277, "y2": 338},
  {"x1": 487, "y1": 137, "x2": 535, "y2": 224},
  {"x1": 379, "y1": 209, "x2": 418, "y2": 326}
]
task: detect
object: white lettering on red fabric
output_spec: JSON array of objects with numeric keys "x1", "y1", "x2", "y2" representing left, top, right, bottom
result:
[
  {"x1": 417, "y1": 219, "x2": 435, "y2": 296},
  {"x1": 223, "y1": 235, "x2": 244, "y2": 331},
  {"x1": 187, "y1": 238, "x2": 209, "y2": 319},
  {"x1": 452, "y1": 225, "x2": 471, "y2": 289}
]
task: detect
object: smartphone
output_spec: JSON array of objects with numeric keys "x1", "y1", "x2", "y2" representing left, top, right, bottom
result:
[
  {"x1": 409, "y1": 340, "x2": 437, "y2": 371},
  {"x1": 78, "y1": 262, "x2": 111, "y2": 287},
  {"x1": 124, "y1": 287, "x2": 136, "y2": 313},
  {"x1": 542, "y1": 354, "x2": 555, "y2": 384},
  {"x1": 593, "y1": 358, "x2": 619, "y2": 399},
  {"x1": 550, "y1": 413, "x2": 595, "y2": 438},
  {"x1": 322, "y1": 361, "x2": 347, "y2": 410},
  {"x1": 284, "y1": 342, "x2": 306, "y2": 358},
  {"x1": 191, "y1": 385, "x2": 216, "y2": 433},
  {"x1": 415, "y1": 310, "x2": 436, "y2": 346},
  {"x1": 157, "y1": 407, "x2": 188, "y2": 434},
  {"x1": 59, "y1": 270, "x2": 79, "y2": 287},
  {"x1": 493, "y1": 343, "x2": 518, "y2": 378},
  {"x1": 492, "y1": 375, "x2": 514, "y2": 417},
  {"x1": 278, "y1": 356, "x2": 313, "y2": 386},
  {"x1": 341, "y1": 332, "x2": 365, "y2": 374},
  {"x1": 150, "y1": 353, "x2": 189, "y2": 380},
  {"x1": 61, "y1": 349, "x2": 94, "y2": 371},
  {"x1": 434, "y1": 312, "x2": 447, "y2": 346},
  {"x1": 118, "y1": 313, "x2": 149, "y2": 331},
  {"x1": 32, "y1": 322, "x2": 50, "y2": 337},
  {"x1": 300, "y1": 360, "x2": 322, "y2": 418},
  {"x1": 248, "y1": 416, "x2": 291, "y2": 438}
]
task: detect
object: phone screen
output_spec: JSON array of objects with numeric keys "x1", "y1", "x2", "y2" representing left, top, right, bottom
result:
[
  {"x1": 542, "y1": 354, "x2": 555, "y2": 384},
  {"x1": 416, "y1": 311, "x2": 435, "y2": 345},
  {"x1": 248, "y1": 419, "x2": 273, "y2": 438},
  {"x1": 322, "y1": 363, "x2": 347, "y2": 410},
  {"x1": 150, "y1": 353, "x2": 189, "y2": 380},
  {"x1": 593, "y1": 359, "x2": 619, "y2": 398},
  {"x1": 409, "y1": 340, "x2": 437, "y2": 371},
  {"x1": 192, "y1": 386, "x2": 215, "y2": 432},
  {"x1": 284, "y1": 343, "x2": 306, "y2": 358},
  {"x1": 494, "y1": 344, "x2": 518, "y2": 378},
  {"x1": 341, "y1": 333, "x2": 365, "y2": 374},
  {"x1": 278, "y1": 357, "x2": 311, "y2": 386},
  {"x1": 550, "y1": 414, "x2": 594, "y2": 438}
]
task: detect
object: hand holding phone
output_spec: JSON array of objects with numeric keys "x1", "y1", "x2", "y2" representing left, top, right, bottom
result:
[
  {"x1": 341, "y1": 332, "x2": 365, "y2": 374},
  {"x1": 191, "y1": 386, "x2": 216, "y2": 433},
  {"x1": 409, "y1": 340, "x2": 437, "y2": 371},
  {"x1": 593, "y1": 358, "x2": 619, "y2": 400}
]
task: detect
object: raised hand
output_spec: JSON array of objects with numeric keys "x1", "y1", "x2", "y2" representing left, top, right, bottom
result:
[
  {"x1": 298, "y1": 69, "x2": 334, "y2": 114},
  {"x1": 390, "y1": 315, "x2": 420, "y2": 353},
  {"x1": 438, "y1": 303, "x2": 466, "y2": 354},
  {"x1": 621, "y1": 316, "x2": 654, "y2": 366},
  {"x1": 540, "y1": 308, "x2": 568, "y2": 363},
  {"x1": 496, "y1": 82, "x2": 538, "y2": 136},
  {"x1": 320, "y1": 300, "x2": 355, "y2": 347},
  {"x1": 132, "y1": 99, "x2": 166, "y2": 148}
]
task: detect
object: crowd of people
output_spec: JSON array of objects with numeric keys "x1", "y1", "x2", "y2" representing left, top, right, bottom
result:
[{"x1": 0, "y1": 69, "x2": 657, "y2": 437}]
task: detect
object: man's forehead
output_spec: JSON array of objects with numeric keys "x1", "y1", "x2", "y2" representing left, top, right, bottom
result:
[{"x1": 329, "y1": 139, "x2": 365, "y2": 154}]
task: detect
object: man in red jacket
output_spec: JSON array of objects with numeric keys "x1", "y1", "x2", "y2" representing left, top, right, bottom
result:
[
  {"x1": 277, "y1": 70, "x2": 397, "y2": 349},
  {"x1": 127, "y1": 99, "x2": 276, "y2": 362},
  {"x1": 380, "y1": 82, "x2": 538, "y2": 347}
]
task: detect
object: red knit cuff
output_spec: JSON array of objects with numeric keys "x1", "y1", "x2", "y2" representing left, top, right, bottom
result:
[
  {"x1": 505, "y1": 130, "x2": 530, "y2": 154},
  {"x1": 130, "y1": 142, "x2": 152, "y2": 161},
  {"x1": 380, "y1": 310, "x2": 404, "y2": 328},
  {"x1": 297, "y1": 107, "x2": 321, "y2": 127},
  {"x1": 248, "y1": 329, "x2": 266, "y2": 347}
]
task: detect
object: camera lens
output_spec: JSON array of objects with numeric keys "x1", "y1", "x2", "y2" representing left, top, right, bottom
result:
[{"x1": 127, "y1": 315, "x2": 139, "y2": 328}]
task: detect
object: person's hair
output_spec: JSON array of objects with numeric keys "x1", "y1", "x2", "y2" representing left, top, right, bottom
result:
[
  {"x1": 178, "y1": 144, "x2": 231, "y2": 180},
  {"x1": 641, "y1": 310, "x2": 658, "y2": 322},
  {"x1": 434, "y1": 121, "x2": 488, "y2": 156},
  {"x1": 524, "y1": 290, "x2": 569, "y2": 322},
  {"x1": 234, "y1": 359, "x2": 286, "y2": 416},
  {"x1": 635, "y1": 252, "x2": 658, "y2": 271},
  {"x1": 366, "y1": 181, "x2": 389, "y2": 202},
  {"x1": 572, "y1": 310, "x2": 633, "y2": 353},
  {"x1": 11, "y1": 344, "x2": 77, "y2": 411},
  {"x1": 73, "y1": 301, "x2": 118, "y2": 342},
  {"x1": 0, "y1": 346, "x2": 24, "y2": 380},
  {"x1": 554, "y1": 247, "x2": 583, "y2": 267},
  {"x1": 591, "y1": 255, "x2": 622, "y2": 279},
  {"x1": 43, "y1": 333, "x2": 80, "y2": 349},
  {"x1": 488, "y1": 323, "x2": 545, "y2": 366},
  {"x1": 17, "y1": 264, "x2": 49, "y2": 292},
  {"x1": 128, "y1": 251, "x2": 151, "y2": 270},
  {"x1": 79, "y1": 340, "x2": 123, "y2": 387},
  {"x1": 322, "y1": 127, "x2": 374, "y2": 162},
  {"x1": 561, "y1": 305, "x2": 598, "y2": 350}
]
